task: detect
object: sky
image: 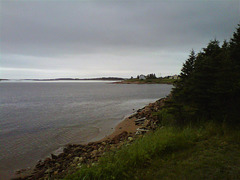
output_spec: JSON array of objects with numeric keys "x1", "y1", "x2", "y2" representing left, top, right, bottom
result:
[{"x1": 0, "y1": 0, "x2": 239, "y2": 79}]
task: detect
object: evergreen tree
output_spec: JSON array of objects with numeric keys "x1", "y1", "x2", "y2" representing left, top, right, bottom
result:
[
  {"x1": 172, "y1": 49, "x2": 196, "y2": 104},
  {"x1": 146, "y1": 73, "x2": 157, "y2": 79},
  {"x1": 180, "y1": 49, "x2": 196, "y2": 79},
  {"x1": 227, "y1": 24, "x2": 240, "y2": 123},
  {"x1": 170, "y1": 24, "x2": 240, "y2": 125}
]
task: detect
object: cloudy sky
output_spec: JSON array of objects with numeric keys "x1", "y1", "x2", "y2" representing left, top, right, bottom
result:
[{"x1": 1, "y1": 1, "x2": 239, "y2": 79}]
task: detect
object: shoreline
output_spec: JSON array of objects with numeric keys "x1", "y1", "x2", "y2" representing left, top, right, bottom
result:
[
  {"x1": 13, "y1": 97, "x2": 168, "y2": 179},
  {"x1": 113, "y1": 81, "x2": 173, "y2": 84},
  {"x1": 112, "y1": 79, "x2": 175, "y2": 85}
]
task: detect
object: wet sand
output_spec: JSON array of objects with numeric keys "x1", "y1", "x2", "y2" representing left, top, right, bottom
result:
[{"x1": 100, "y1": 115, "x2": 139, "y2": 142}]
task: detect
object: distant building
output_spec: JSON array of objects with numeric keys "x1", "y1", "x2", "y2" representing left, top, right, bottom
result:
[
  {"x1": 139, "y1": 74, "x2": 146, "y2": 80},
  {"x1": 169, "y1": 75, "x2": 179, "y2": 79}
]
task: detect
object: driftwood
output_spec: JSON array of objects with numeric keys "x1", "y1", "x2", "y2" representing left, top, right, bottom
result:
[
  {"x1": 135, "y1": 128, "x2": 149, "y2": 135},
  {"x1": 134, "y1": 117, "x2": 146, "y2": 125}
]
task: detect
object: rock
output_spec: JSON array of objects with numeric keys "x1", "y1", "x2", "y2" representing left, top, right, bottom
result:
[
  {"x1": 66, "y1": 154, "x2": 72, "y2": 159},
  {"x1": 91, "y1": 150, "x2": 98, "y2": 156},
  {"x1": 51, "y1": 153, "x2": 57, "y2": 159},
  {"x1": 110, "y1": 146, "x2": 115, "y2": 151},
  {"x1": 79, "y1": 157, "x2": 84, "y2": 162},
  {"x1": 15, "y1": 169, "x2": 23, "y2": 174},
  {"x1": 128, "y1": 137, "x2": 133, "y2": 141},
  {"x1": 87, "y1": 147, "x2": 93, "y2": 152},
  {"x1": 73, "y1": 147, "x2": 82, "y2": 153},
  {"x1": 70, "y1": 163, "x2": 76, "y2": 167},
  {"x1": 88, "y1": 142, "x2": 95, "y2": 146},
  {"x1": 73, "y1": 157, "x2": 80, "y2": 163},
  {"x1": 32, "y1": 169, "x2": 45, "y2": 179},
  {"x1": 36, "y1": 160, "x2": 44, "y2": 169},
  {"x1": 117, "y1": 142, "x2": 124, "y2": 148},
  {"x1": 45, "y1": 168, "x2": 53, "y2": 174},
  {"x1": 44, "y1": 158, "x2": 51, "y2": 163},
  {"x1": 98, "y1": 146, "x2": 104, "y2": 152},
  {"x1": 63, "y1": 147, "x2": 70, "y2": 153},
  {"x1": 55, "y1": 162, "x2": 61, "y2": 168}
]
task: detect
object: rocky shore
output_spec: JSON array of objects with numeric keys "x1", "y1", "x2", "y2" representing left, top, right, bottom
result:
[{"x1": 14, "y1": 97, "x2": 168, "y2": 180}]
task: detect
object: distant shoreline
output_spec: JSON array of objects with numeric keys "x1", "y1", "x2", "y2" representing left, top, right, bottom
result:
[
  {"x1": 0, "y1": 78, "x2": 177, "y2": 85},
  {"x1": 113, "y1": 78, "x2": 176, "y2": 84},
  {"x1": 0, "y1": 77, "x2": 125, "y2": 82}
]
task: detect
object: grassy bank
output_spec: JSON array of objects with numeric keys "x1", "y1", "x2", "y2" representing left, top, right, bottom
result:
[
  {"x1": 119, "y1": 78, "x2": 176, "y2": 84},
  {"x1": 65, "y1": 122, "x2": 240, "y2": 179}
]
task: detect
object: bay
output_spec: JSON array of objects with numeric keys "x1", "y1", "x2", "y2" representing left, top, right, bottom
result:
[{"x1": 0, "y1": 81, "x2": 172, "y2": 179}]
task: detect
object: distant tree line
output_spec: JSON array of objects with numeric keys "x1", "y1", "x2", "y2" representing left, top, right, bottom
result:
[
  {"x1": 136, "y1": 73, "x2": 157, "y2": 79},
  {"x1": 146, "y1": 73, "x2": 157, "y2": 79},
  {"x1": 169, "y1": 24, "x2": 240, "y2": 125}
]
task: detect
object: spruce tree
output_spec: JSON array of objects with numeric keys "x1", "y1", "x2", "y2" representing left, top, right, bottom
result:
[
  {"x1": 170, "y1": 24, "x2": 240, "y2": 125},
  {"x1": 173, "y1": 49, "x2": 196, "y2": 104}
]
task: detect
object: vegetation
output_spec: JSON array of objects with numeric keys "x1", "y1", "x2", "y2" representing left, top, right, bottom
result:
[
  {"x1": 122, "y1": 77, "x2": 176, "y2": 84},
  {"x1": 171, "y1": 24, "x2": 240, "y2": 125},
  {"x1": 66, "y1": 122, "x2": 240, "y2": 180},
  {"x1": 136, "y1": 73, "x2": 157, "y2": 79},
  {"x1": 146, "y1": 73, "x2": 157, "y2": 79},
  {"x1": 66, "y1": 24, "x2": 240, "y2": 179},
  {"x1": 134, "y1": 124, "x2": 240, "y2": 179}
]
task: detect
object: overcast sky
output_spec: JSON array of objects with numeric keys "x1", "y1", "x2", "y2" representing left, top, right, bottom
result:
[{"x1": 1, "y1": 0, "x2": 239, "y2": 79}]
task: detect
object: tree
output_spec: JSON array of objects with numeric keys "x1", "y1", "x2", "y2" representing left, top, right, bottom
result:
[
  {"x1": 180, "y1": 49, "x2": 196, "y2": 79},
  {"x1": 172, "y1": 50, "x2": 196, "y2": 104},
  {"x1": 170, "y1": 24, "x2": 240, "y2": 125},
  {"x1": 146, "y1": 73, "x2": 157, "y2": 79},
  {"x1": 227, "y1": 24, "x2": 240, "y2": 123}
]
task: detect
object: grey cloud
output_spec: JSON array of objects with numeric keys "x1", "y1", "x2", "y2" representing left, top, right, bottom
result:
[
  {"x1": 1, "y1": 1, "x2": 239, "y2": 55},
  {"x1": 0, "y1": 1, "x2": 239, "y2": 78}
]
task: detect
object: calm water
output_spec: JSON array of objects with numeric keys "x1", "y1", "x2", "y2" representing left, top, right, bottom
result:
[{"x1": 0, "y1": 81, "x2": 172, "y2": 179}]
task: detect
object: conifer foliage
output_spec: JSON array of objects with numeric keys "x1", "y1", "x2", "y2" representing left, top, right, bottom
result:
[{"x1": 172, "y1": 24, "x2": 240, "y2": 125}]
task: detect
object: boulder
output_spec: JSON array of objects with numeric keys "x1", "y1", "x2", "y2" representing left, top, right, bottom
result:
[
  {"x1": 45, "y1": 168, "x2": 53, "y2": 174},
  {"x1": 128, "y1": 137, "x2": 133, "y2": 142},
  {"x1": 73, "y1": 157, "x2": 80, "y2": 163},
  {"x1": 51, "y1": 153, "x2": 58, "y2": 159},
  {"x1": 91, "y1": 150, "x2": 98, "y2": 157},
  {"x1": 102, "y1": 141, "x2": 107, "y2": 146}
]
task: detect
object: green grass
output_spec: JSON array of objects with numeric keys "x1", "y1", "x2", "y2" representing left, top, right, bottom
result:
[
  {"x1": 65, "y1": 122, "x2": 240, "y2": 180},
  {"x1": 135, "y1": 124, "x2": 240, "y2": 179}
]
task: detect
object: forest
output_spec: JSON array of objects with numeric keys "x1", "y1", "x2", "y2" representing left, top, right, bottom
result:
[{"x1": 169, "y1": 24, "x2": 240, "y2": 126}]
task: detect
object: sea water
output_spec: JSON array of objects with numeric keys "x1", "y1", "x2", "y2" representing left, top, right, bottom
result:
[{"x1": 0, "y1": 81, "x2": 172, "y2": 179}]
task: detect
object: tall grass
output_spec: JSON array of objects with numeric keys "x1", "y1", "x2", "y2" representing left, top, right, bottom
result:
[{"x1": 65, "y1": 126, "x2": 207, "y2": 180}]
